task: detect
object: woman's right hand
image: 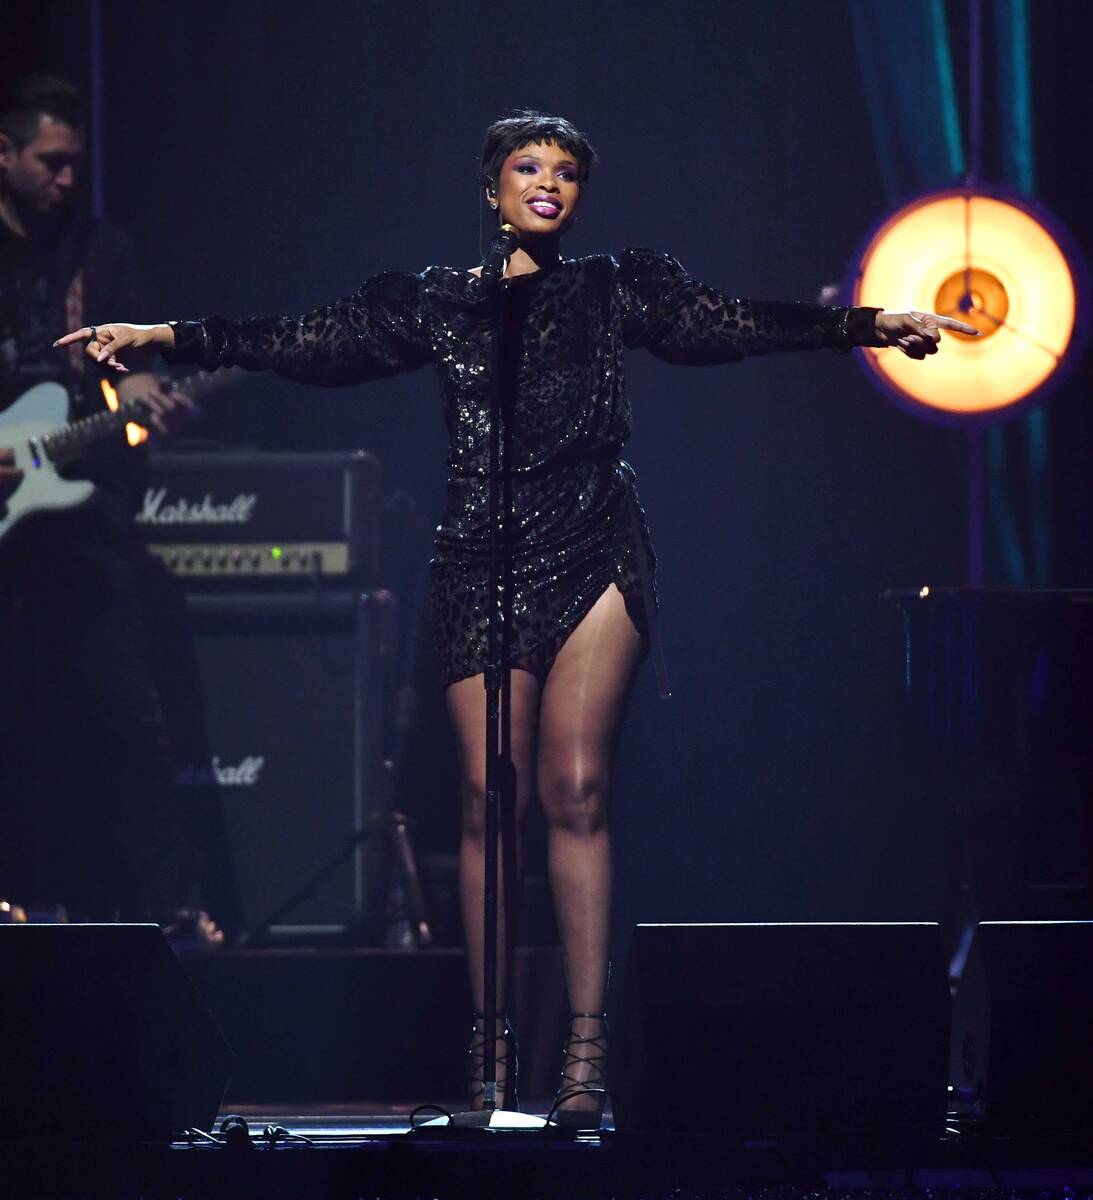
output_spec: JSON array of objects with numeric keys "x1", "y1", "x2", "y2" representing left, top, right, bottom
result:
[{"x1": 53, "y1": 322, "x2": 175, "y2": 372}]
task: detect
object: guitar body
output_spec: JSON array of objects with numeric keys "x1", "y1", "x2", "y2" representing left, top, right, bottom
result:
[
  {"x1": 0, "y1": 383, "x2": 97, "y2": 543},
  {"x1": 0, "y1": 367, "x2": 239, "y2": 548}
]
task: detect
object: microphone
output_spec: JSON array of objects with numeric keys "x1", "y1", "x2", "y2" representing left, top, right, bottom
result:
[{"x1": 478, "y1": 224, "x2": 520, "y2": 289}]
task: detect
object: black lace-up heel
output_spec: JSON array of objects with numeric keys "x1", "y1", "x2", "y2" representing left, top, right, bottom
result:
[
  {"x1": 549, "y1": 1011, "x2": 608, "y2": 1129},
  {"x1": 468, "y1": 1010, "x2": 519, "y2": 1111}
]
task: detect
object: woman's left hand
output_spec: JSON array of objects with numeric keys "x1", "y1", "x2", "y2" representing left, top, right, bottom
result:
[{"x1": 874, "y1": 310, "x2": 980, "y2": 358}]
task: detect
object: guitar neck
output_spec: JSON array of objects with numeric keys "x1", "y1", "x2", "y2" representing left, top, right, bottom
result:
[
  {"x1": 37, "y1": 367, "x2": 243, "y2": 466},
  {"x1": 40, "y1": 398, "x2": 147, "y2": 465}
]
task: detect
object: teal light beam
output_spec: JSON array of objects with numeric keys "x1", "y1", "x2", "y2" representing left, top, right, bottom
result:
[
  {"x1": 929, "y1": 0, "x2": 967, "y2": 182},
  {"x1": 849, "y1": 0, "x2": 965, "y2": 202},
  {"x1": 995, "y1": 0, "x2": 1036, "y2": 193}
]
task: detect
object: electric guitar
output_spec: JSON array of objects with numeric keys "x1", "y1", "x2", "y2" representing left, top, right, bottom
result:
[{"x1": 0, "y1": 370, "x2": 241, "y2": 546}]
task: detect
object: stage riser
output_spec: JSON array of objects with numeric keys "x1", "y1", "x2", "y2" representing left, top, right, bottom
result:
[
  {"x1": 951, "y1": 920, "x2": 1093, "y2": 1130},
  {"x1": 0, "y1": 925, "x2": 232, "y2": 1140},
  {"x1": 615, "y1": 923, "x2": 951, "y2": 1137}
]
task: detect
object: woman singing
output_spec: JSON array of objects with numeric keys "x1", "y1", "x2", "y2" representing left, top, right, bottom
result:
[{"x1": 57, "y1": 110, "x2": 975, "y2": 1127}]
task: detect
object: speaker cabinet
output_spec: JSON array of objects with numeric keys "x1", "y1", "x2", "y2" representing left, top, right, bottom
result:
[
  {"x1": 951, "y1": 920, "x2": 1093, "y2": 1131},
  {"x1": 170, "y1": 590, "x2": 395, "y2": 934},
  {"x1": 615, "y1": 922, "x2": 950, "y2": 1137},
  {"x1": 0, "y1": 925, "x2": 232, "y2": 1140}
]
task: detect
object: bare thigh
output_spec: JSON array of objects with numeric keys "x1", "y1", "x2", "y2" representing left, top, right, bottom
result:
[{"x1": 537, "y1": 583, "x2": 644, "y2": 807}]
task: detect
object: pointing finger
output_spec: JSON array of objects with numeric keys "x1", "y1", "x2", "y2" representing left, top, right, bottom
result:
[
  {"x1": 53, "y1": 328, "x2": 93, "y2": 348},
  {"x1": 935, "y1": 316, "x2": 982, "y2": 336}
]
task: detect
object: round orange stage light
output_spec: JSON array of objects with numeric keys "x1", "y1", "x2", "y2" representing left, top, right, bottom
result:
[{"x1": 849, "y1": 188, "x2": 1087, "y2": 424}]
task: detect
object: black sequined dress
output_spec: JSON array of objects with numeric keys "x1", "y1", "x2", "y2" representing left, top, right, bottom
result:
[{"x1": 165, "y1": 248, "x2": 882, "y2": 688}]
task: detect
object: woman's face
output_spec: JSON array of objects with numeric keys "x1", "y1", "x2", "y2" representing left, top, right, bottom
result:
[{"x1": 489, "y1": 140, "x2": 581, "y2": 237}]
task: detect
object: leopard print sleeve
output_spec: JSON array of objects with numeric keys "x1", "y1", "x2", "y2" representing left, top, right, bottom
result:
[
  {"x1": 164, "y1": 269, "x2": 431, "y2": 387},
  {"x1": 616, "y1": 247, "x2": 883, "y2": 364}
]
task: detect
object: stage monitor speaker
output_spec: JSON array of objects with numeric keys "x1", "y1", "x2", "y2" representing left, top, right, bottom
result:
[
  {"x1": 172, "y1": 591, "x2": 395, "y2": 935},
  {"x1": 0, "y1": 925, "x2": 233, "y2": 1141},
  {"x1": 950, "y1": 920, "x2": 1093, "y2": 1131},
  {"x1": 614, "y1": 922, "x2": 950, "y2": 1137}
]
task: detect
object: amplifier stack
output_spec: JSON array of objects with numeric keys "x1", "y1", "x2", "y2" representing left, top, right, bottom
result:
[{"x1": 140, "y1": 450, "x2": 395, "y2": 938}]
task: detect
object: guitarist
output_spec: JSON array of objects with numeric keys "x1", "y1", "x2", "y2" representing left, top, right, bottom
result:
[{"x1": 0, "y1": 75, "x2": 210, "y2": 932}]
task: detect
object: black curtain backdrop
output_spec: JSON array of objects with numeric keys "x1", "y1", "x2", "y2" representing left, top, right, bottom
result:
[{"x1": 9, "y1": 1, "x2": 1091, "y2": 953}]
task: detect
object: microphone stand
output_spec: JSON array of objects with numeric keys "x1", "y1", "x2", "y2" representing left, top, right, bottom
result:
[
  {"x1": 479, "y1": 262, "x2": 513, "y2": 1124},
  {"x1": 430, "y1": 231, "x2": 548, "y2": 1132}
]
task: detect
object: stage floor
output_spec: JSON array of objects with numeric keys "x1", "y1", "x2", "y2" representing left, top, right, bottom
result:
[
  {"x1": 225, "y1": 1097, "x2": 615, "y2": 1135},
  {"x1": 3, "y1": 1101, "x2": 1093, "y2": 1200}
]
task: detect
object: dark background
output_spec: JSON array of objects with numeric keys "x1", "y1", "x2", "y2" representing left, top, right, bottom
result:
[{"x1": 8, "y1": 1, "x2": 1091, "y2": 948}]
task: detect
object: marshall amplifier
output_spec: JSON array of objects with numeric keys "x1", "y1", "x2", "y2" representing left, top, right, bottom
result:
[
  {"x1": 166, "y1": 590, "x2": 397, "y2": 936},
  {"x1": 136, "y1": 450, "x2": 380, "y2": 583}
]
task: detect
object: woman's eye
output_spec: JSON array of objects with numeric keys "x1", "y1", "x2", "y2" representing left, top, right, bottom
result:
[{"x1": 516, "y1": 164, "x2": 537, "y2": 174}]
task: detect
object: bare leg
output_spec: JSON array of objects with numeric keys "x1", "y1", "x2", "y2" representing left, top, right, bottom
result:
[
  {"x1": 537, "y1": 583, "x2": 644, "y2": 1114},
  {"x1": 446, "y1": 666, "x2": 540, "y2": 1105}
]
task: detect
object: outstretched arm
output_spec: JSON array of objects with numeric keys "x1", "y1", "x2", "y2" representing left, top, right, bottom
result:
[
  {"x1": 54, "y1": 270, "x2": 432, "y2": 412},
  {"x1": 616, "y1": 248, "x2": 976, "y2": 363}
]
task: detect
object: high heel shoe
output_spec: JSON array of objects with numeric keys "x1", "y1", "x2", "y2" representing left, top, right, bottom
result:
[
  {"x1": 468, "y1": 1010, "x2": 519, "y2": 1111},
  {"x1": 549, "y1": 1011, "x2": 608, "y2": 1130}
]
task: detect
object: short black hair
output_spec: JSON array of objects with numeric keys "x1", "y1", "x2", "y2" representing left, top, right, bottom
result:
[
  {"x1": 0, "y1": 75, "x2": 85, "y2": 148},
  {"x1": 479, "y1": 109, "x2": 598, "y2": 195}
]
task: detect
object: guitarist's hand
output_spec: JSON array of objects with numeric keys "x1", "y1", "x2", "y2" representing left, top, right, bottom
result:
[
  {"x1": 53, "y1": 322, "x2": 175, "y2": 373},
  {"x1": 0, "y1": 448, "x2": 23, "y2": 510},
  {"x1": 116, "y1": 373, "x2": 196, "y2": 436}
]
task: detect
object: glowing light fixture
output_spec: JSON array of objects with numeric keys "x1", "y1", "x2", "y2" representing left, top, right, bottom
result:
[{"x1": 850, "y1": 188, "x2": 1085, "y2": 423}]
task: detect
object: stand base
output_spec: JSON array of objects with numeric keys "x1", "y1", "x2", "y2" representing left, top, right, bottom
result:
[{"x1": 423, "y1": 1109, "x2": 550, "y2": 1131}]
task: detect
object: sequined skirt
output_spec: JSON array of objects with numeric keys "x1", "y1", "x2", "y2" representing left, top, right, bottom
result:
[{"x1": 428, "y1": 456, "x2": 655, "y2": 687}]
